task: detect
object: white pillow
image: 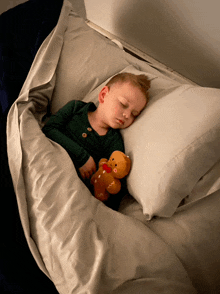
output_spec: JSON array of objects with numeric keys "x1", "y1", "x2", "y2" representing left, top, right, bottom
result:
[
  {"x1": 121, "y1": 85, "x2": 220, "y2": 219},
  {"x1": 51, "y1": 11, "x2": 129, "y2": 114}
]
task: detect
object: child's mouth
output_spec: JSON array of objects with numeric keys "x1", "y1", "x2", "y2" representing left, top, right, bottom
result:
[{"x1": 117, "y1": 119, "x2": 125, "y2": 125}]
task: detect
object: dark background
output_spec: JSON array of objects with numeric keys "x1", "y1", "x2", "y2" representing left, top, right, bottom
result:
[{"x1": 0, "y1": 1, "x2": 63, "y2": 293}]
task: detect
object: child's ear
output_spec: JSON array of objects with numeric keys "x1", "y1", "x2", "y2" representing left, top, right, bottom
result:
[{"x1": 98, "y1": 86, "x2": 109, "y2": 103}]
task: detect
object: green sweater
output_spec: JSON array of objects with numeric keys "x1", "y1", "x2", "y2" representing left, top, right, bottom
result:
[{"x1": 42, "y1": 100, "x2": 125, "y2": 169}]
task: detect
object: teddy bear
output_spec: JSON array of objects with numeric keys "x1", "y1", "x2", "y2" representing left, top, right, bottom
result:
[{"x1": 90, "y1": 150, "x2": 131, "y2": 202}]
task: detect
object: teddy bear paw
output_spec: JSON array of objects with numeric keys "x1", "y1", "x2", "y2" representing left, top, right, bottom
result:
[
  {"x1": 96, "y1": 192, "x2": 109, "y2": 202},
  {"x1": 107, "y1": 181, "x2": 115, "y2": 189}
]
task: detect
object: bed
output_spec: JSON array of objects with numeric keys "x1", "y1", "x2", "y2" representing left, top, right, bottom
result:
[{"x1": 2, "y1": 0, "x2": 220, "y2": 293}]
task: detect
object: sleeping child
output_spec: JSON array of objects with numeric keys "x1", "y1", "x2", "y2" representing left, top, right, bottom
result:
[{"x1": 42, "y1": 72, "x2": 150, "y2": 207}]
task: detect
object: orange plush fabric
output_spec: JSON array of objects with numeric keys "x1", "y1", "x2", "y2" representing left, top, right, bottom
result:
[{"x1": 91, "y1": 151, "x2": 131, "y2": 201}]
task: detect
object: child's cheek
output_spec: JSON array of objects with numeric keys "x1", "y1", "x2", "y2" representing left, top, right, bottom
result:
[{"x1": 114, "y1": 106, "x2": 119, "y2": 114}]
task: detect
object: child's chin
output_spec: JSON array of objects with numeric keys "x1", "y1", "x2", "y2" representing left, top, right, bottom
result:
[
  {"x1": 112, "y1": 123, "x2": 124, "y2": 129},
  {"x1": 112, "y1": 120, "x2": 124, "y2": 129},
  {"x1": 115, "y1": 125, "x2": 127, "y2": 130}
]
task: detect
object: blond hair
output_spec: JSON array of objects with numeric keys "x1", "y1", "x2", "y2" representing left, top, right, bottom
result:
[{"x1": 106, "y1": 72, "x2": 151, "y2": 103}]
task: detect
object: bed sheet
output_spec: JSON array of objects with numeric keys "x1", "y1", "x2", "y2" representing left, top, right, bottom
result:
[
  {"x1": 6, "y1": 1, "x2": 197, "y2": 293},
  {"x1": 147, "y1": 188, "x2": 220, "y2": 294},
  {"x1": 119, "y1": 157, "x2": 220, "y2": 293}
]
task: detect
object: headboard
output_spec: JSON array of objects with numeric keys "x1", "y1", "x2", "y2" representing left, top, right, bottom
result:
[
  {"x1": 2, "y1": 0, "x2": 219, "y2": 88},
  {"x1": 82, "y1": 0, "x2": 220, "y2": 89}
]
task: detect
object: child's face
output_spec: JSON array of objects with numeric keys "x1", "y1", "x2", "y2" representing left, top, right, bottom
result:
[{"x1": 99, "y1": 81, "x2": 147, "y2": 129}]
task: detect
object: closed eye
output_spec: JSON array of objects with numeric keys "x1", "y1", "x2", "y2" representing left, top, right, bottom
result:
[
  {"x1": 132, "y1": 112, "x2": 139, "y2": 117},
  {"x1": 118, "y1": 97, "x2": 128, "y2": 108},
  {"x1": 120, "y1": 101, "x2": 127, "y2": 108}
]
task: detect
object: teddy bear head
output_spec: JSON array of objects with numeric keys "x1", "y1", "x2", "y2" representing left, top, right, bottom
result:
[{"x1": 107, "y1": 151, "x2": 131, "y2": 179}]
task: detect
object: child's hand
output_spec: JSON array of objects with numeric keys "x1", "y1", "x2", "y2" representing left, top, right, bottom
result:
[{"x1": 79, "y1": 156, "x2": 96, "y2": 179}]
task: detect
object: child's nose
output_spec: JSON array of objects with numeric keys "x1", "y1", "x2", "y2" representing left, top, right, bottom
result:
[{"x1": 123, "y1": 110, "x2": 130, "y2": 119}]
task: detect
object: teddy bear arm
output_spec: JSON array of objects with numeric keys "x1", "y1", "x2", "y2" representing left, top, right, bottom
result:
[
  {"x1": 90, "y1": 173, "x2": 96, "y2": 185},
  {"x1": 106, "y1": 178, "x2": 121, "y2": 194},
  {"x1": 99, "y1": 158, "x2": 108, "y2": 167}
]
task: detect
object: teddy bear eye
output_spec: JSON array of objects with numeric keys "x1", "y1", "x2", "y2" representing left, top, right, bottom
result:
[
  {"x1": 112, "y1": 158, "x2": 114, "y2": 160},
  {"x1": 115, "y1": 164, "x2": 117, "y2": 167}
]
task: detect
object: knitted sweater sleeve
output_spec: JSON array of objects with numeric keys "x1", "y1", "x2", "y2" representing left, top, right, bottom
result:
[{"x1": 42, "y1": 101, "x2": 90, "y2": 167}]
